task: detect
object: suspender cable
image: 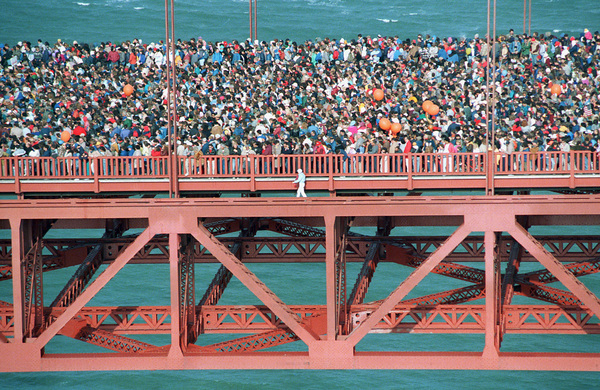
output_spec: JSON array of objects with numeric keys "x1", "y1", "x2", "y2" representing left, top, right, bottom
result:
[
  {"x1": 165, "y1": 0, "x2": 173, "y2": 198},
  {"x1": 170, "y1": 0, "x2": 179, "y2": 198}
]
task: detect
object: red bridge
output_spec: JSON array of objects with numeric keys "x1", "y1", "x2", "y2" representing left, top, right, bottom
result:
[{"x1": 1, "y1": 152, "x2": 600, "y2": 372}]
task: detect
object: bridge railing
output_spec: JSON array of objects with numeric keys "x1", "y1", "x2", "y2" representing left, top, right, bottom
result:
[
  {"x1": 1, "y1": 151, "x2": 599, "y2": 192},
  {"x1": 494, "y1": 150, "x2": 600, "y2": 175},
  {"x1": 175, "y1": 152, "x2": 490, "y2": 178}
]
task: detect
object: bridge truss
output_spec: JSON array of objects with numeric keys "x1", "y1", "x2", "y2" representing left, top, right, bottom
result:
[{"x1": 0, "y1": 195, "x2": 599, "y2": 371}]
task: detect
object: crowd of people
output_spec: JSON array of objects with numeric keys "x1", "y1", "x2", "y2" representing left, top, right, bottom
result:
[{"x1": 1, "y1": 28, "x2": 599, "y2": 175}]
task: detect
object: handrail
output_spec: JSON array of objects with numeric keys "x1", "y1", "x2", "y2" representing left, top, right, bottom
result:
[
  {"x1": 1, "y1": 151, "x2": 598, "y2": 194},
  {"x1": 1, "y1": 151, "x2": 599, "y2": 179}
]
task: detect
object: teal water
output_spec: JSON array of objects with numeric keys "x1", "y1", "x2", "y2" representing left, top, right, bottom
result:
[
  {"x1": 1, "y1": 0, "x2": 599, "y2": 46},
  {"x1": 2, "y1": 0, "x2": 600, "y2": 385}
]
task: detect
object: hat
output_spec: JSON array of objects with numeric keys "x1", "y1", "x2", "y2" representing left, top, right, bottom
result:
[{"x1": 297, "y1": 169, "x2": 303, "y2": 173}]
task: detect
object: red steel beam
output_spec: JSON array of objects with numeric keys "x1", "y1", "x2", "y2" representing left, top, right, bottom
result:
[
  {"x1": 518, "y1": 283, "x2": 582, "y2": 306},
  {"x1": 59, "y1": 319, "x2": 156, "y2": 353},
  {"x1": 0, "y1": 351, "x2": 597, "y2": 372},
  {"x1": 348, "y1": 216, "x2": 392, "y2": 307},
  {"x1": 346, "y1": 223, "x2": 472, "y2": 346},
  {"x1": 188, "y1": 222, "x2": 320, "y2": 346},
  {"x1": 197, "y1": 313, "x2": 326, "y2": 353},
  {"x1": 5, "y1": 235, "x2": 600, "y2": 271},
  {"x1": 3, "y1": 304, "x2": 597, "y2": 337},
  {"x1": 386, "y1": 245, "x2": 485, "y2": 284},
  {"x1": 199, "y1": 328, "x2": 299, "y2": 353},
  {"x1": 50, "y1": 223, "x2": 124, "y2": 308},
  {"x1": 400, "y1": 284, "x2": 486, "y2": 306},
  {"x1": 509, "y1": 223, "x2": 600, "y2": 320},
  {"x1": 32, "y1": 227, "x2": 155, "y2": 350},
  {"x1": 524, "y1": 256, "x2": 600, "y2": 284},
  {"x1": 178, "y1": 235, "x2": 196, "y2": 349}
]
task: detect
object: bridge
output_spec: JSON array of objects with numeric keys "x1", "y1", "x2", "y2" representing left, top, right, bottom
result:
[{"x1": 0, "y1": 152, "x2": 600, "y2": 372}]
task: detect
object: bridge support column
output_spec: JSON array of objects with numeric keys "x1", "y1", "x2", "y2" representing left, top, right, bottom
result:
[{"x1": 483, "y1": 230, "x2": 500, "y2": 358}]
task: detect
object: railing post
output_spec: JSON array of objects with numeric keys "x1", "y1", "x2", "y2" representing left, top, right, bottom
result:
[
  {"x1": 569, "y1": 151, "x2": 575, "y2": 189},
  {"x1": 94, "y1": 158, "x2": 100, "y2": 193},
  {"x1": 407, "y1": 153, "x2": 413, "y2": 191},
  {"x1": 486, "y1": 150, "x2": 494, "y2": 195},
  {"x1": 14, "y1": 158, "x2": 21, "y2": 196},
  {"x1": 250, "y1": 155, "x2": 256, "y2": 192},
  {"x1": 328, "y1": 154, "x2": 334, "y2": 193}
]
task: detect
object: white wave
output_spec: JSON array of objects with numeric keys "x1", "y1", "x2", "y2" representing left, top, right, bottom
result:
[
  {"x1": 134, "y1": 6, "x2": 144, "y2": 10},
  {"x1": 409, "y1": 12, "x2": 418, "y2": 15},
  {"x1": 553, "y1": 29, "x2": 561, "y2": 33},
  {"x1": 76, "y1": 2, "x2": 90, "y2": 5},
  {"x1": 377, "y1": 18, "x2": 399, "y2": 23}
]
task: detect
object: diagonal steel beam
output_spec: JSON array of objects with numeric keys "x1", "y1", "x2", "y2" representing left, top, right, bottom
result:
[
  {"x1": 518, "y1": 283, "x2": 582, "y2": 306},
  {"x1": 188, "y1": 222, "x2": 319, "y2": 346},
  {"x1": 268, "y1": 218, "x2": 325, "y2": 237},
  {"x1": 50, "y1": 222, "x2": 124, "y2": 309},
  {"x1": 401, "y1": 283, "x2": 486, "y2": 306},
  {"x1": 522, "y1": 256, "x2": 600, "y2": 284},
  {"x1": 59, "y1": 318, "x2": 156, "y2": 353},
  {"x1": 387, "y1": 250, "x2": 485, "y2": 284},
  {"x1": 501, "y1": 216, "x2": 528, "y2": 308},
  {"x1": 509, "y1": 222, "x2": 600, "y2": 320},
  {"x1": 198, "y1": 328, "x2": 299, "y2": 353},
  {"x1": 198, "y1": 219, "x2": 258, "y2": 307},
  {"x1": 32, "y1": 227, "x2": 154, "y2": 349},
  {"x1": 346, "y1": 223, "x2": 472, "y2": 347},
  {"x1": 347, "y1": 217, "x2": 392, "y2": 307},
  {"x1": 347, "y1": 243, "x2": 380, "y2": 307}
]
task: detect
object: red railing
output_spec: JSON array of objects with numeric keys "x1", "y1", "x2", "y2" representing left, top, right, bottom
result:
[{"x1": 1, "y1": 151, "x2": 599, "y2": 194}]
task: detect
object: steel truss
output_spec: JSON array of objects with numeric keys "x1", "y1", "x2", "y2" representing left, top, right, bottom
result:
[
  {"x1": 4, "y1": 234, "x2": 600, "y2": 275},
  {"x1": 1, "y1": 196, "x2": 600, "y2": 371}
]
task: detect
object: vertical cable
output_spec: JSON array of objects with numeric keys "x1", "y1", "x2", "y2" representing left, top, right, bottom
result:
[
  {"x1": 171, "y1": 0, "x2": 179, "y2": 197},
  {"x1": 528, "y1": 0, "x2": 531, "y2": 36},
  {"x1": 165, "y1": 0, "x2": 173, "y2": 198},
  {"x1": 485, "y1": 0, "x2": 491, "y2": 195},
  {"x1": 254, "y1": 0, "x2": 258, "y2": 41},
  {"x1": 249, "y1": 0, "x2": 253, "y2": 41},
  {"x1": 490, "y1": 0, "x2": 497, "y2": 195},
  {"x1": 523, "y1": 0, "x2": 526, "y2": 35}
]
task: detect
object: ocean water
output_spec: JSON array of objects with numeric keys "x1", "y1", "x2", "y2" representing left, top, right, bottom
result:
[
  {"x1": 2, "y1": 0, "x2": 600, "y2": 386},
  {"x1": 1, "y1": 0, "x2": 599, "y2": 46}
]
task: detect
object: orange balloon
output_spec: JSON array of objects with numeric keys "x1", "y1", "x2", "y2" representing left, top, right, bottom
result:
[
  {"x1": 428, "y1": 104, "x2": 440, "y2": 116},
  {"x1": 124, "y1": 84, "x2": 134, "y2": 97},
  {"x1": 373, "y1": 88, "x2": 384, "y2": 101},
  {"x1": 550, "y1": 84, "x2": 561, "y2": 95},
  {"x1": 379, "y1": 117, "x2": 391, "y2": 131},
  {"x1": 422, "y1": 100, "x2": 433, "y2": 112},
  {"x1": 61, "y1": 131, "x2": 71, "y2": 142},
  {"x1": 390, "y1": 122, "x2": 402, "y2": 134}
]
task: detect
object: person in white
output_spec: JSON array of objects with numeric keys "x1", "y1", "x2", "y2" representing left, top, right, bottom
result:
[{"x1": 293, "y1": 168, "x2": 307, "y2": 197}]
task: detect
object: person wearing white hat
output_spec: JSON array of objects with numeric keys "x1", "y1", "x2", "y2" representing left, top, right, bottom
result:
[{"x1": 293, "y1": 168, "x2": 306, "y2": 197}]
